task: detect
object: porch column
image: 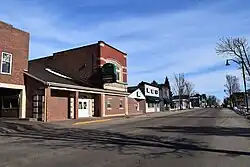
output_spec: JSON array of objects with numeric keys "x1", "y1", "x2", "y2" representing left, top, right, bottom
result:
[
  {"x1": 74, "y1": 91, "x2": 79, "y2": 119},
  {"x1": 44, "y1": 87, "x2": 51, "y2": 122},
  {"x1": 100, "y1": 93, "x2": 105, "y2": 117},
  {"x1": 19, "y1": 88, "x2": 26, "y2": 119},
  {"x1": 124, "y1": 96, "x2": 128, "y2": 115}
]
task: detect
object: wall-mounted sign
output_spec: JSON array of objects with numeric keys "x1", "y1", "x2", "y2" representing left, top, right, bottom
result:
[{"x1": 102, "y1": 63, "x2": 116, "y2": 83}]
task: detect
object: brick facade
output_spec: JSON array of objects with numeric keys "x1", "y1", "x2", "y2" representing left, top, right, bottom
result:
[
  {"x1": 46, "y1": 89, "x2": 70, "y2": 122},
  {"x1": 24, "y1": 75, "x2": 45, "y2": 118},
  {"x1": 99, "y1": 41, "x2": 127, "y2": 83},
  {"x1": 0, "y1": 21, "x2": 29, "y2": 85},
  {"x1": 105, "y1": 95, "x2": 125, "y2": 116},
  {"x1": 128, "y1": 98, "x2": 146, "y2": 115},
  {"x1": 47, "y1": 44, "x2": 102, "y2": 87},
  {"x1": 25, "y1": 41, "x2": 129, "y2": 121}
]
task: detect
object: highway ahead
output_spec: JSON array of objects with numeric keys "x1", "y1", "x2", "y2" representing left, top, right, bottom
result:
[{"x1": 0, "y1": 108, "x2": 250, "y2": 167}]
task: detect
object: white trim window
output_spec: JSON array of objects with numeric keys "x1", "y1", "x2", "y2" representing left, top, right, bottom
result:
[
  {"x1": 119, "y1": 99, "x2": 123, "y2": 109},
  {"x1": 1, "y1": 52, "x2": 12, "y2": 75},
  {"x1": 105, "y1": 59, "x2": 123, "y2": 83},
  {"x1": 107, "y1": 100, "x2": 112, "y2": 109},
  {"x1": 116, "y1": 66, "x2": 121, "y2": 82}
]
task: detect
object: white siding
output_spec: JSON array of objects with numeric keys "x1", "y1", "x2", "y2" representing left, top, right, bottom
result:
[
  {"x1": 128, "y1": 89, "x2": 145, "y2": 99},
  {"x1": 144, "y1": 85, "x2": 159, "y2": 97}
]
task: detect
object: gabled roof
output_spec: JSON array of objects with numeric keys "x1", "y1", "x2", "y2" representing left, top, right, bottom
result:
[
  {"x1": 128, "y1": 88, "x2": 145, "y2": 100},
  {"x1": 127, "y1": 86, "x2": 138, "y2": 93},
  {"x1": 138, "y1": 81, "x2": 160, "y2": 88}
]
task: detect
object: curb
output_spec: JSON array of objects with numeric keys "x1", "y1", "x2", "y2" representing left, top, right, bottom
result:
[{"x1": 73, "y1": 119, "x2": 112, "y2": 125}]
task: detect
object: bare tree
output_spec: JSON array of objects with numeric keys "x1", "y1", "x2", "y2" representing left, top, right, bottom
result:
[
  {"x1": 185, "y1": 81, "x2": 195, "y2": 108},
  {"x1": 185, "y1": 81, "x2": 194, "y2": 96},
  {"x1": 173, "y1": 73, "x2": 186, "y2": 110},
  {"x1": 224, "y1": 74, "x2": 241, "y2": 107},
  {"x1": 216, "y1": 37, "x2": 250, "y2": 76}
]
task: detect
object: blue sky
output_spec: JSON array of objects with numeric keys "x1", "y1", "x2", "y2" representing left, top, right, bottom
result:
[{"x1": 1, "y1": 0, "x2": 250, "y2": 100}]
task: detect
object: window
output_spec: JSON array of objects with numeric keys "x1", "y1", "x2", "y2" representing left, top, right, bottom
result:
[
  {"x1": 83, "y1": 102, "x2": 87, "y2": 109},
  {"x1": 119, "y1": 99, "x2": 123, "y2": 109},
  {"x1": 148, "y1": 103, "x2": 154, "y2": 108},
  {"x1": 1, "y1": 97, "x2": 19, "y2": 109},
  {"x1": 136, "y1": 103, "x2": 139, "y2": 111},
  {"x1": 116, "y1": 66, "x2": 121, "y2": 82},
  {"x1": 1, "y1": 52, "x2": 12, "y2": 74},
  {"x1": 78, "y1": 102, "x2": 83, "y2": 109},
  {"x1": 107, "y1": 101, "x2": 111, "y2": 108}
]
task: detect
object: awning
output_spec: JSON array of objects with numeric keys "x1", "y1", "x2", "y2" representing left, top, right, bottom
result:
[{"x1": 146, "y1": 96, "x2": 160, "y2": 103}]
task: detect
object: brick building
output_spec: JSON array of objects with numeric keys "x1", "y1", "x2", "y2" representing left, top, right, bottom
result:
[
  {"x1": 0, "y1": 21, "x2": 29, "y2": 118},
  {"x1": 25, "y1": 41, "x2": 129, "y2": 121}
]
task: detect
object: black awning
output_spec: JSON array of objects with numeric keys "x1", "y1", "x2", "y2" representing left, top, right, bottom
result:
[{"x1": 146, "y1": 96, "x2": 160, "y2": 103}]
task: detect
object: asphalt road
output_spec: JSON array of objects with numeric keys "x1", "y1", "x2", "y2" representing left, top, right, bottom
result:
[{"x1": 0, "y1": 108, "x2": 250, "y2": 167}]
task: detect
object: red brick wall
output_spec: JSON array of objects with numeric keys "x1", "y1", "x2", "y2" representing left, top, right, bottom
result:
[
  {"x1": 24, "y1": 75, "x2": 45, "y2": 118},
  {"x1": 0, "y1": 21, "x2": 29, "y2": 85},
  {"x1": 105, "y1": 95, "x2": 125, "y2": 115},
  {"x1": 46, "y1": 44, "x2": 102, "y2": 87},
  {"x1": 139, "y1": 100, "x2": 146, "y2": 113},
  {"x1": 47, "y1": 89, "x2": 69, "y2": 121},
  {"x1": 128, "y1": 98, "x2": 144, "y2": 115},
  {"x1": 94, "y1": 94, "x2": 102, "y2": 117},
  {"x1": 99, "y1": 41, "x2": 127, "y2": 83}
]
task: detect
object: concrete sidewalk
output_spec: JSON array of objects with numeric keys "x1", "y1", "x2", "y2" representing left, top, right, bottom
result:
[
  {"x1": 48, "y1": 108, "x2": 202, "y2": 128},
  {"x1": 0, "y1": 108, "x2": 202, "y2": 130}
]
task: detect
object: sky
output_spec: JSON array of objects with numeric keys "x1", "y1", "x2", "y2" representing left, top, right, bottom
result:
[{"x1": 1, "y1": 0, "x2": 250, "y2": 100}]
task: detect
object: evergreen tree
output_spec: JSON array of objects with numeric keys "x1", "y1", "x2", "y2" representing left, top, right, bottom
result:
[{"x1": 164, "y1": 76, "x2": 172, "y2": 99}]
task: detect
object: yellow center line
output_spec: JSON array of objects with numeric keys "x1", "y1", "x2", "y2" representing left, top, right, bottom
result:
[{"x1": 73, "y1": 119, "x2": 112, "y2": 125}]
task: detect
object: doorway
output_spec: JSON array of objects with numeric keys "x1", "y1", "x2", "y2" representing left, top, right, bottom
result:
[{"x1": 78, "y1": 99, "x2": 90, "y2": 118}]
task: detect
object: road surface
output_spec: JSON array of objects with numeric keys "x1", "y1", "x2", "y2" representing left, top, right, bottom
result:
[{"x1": 0, "y1": 108, "x2": 250, "y2": 167}]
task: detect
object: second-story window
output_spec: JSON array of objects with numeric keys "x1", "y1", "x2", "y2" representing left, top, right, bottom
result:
[
  {"x1": 116, "y1": 66, "x2": 121, "y2": 82},
  {"x1": 1, "y1": 52, "x2": 12, "y2": 75}
]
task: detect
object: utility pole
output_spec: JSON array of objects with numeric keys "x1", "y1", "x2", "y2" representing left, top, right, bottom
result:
[
  {"x1": 242, "y1": 62, "x2": 249, "y2": 114},
  {"x1": 179, "y1": 74, "x2": 181, "y2": 110},
  {"x1": 226, "y1": 59, "x2": 249, "y2": 114}
]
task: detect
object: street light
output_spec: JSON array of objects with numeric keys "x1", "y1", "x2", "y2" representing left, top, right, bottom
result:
[{"x1": 225, "y1": 59, "x2": 249, "y2": 114}]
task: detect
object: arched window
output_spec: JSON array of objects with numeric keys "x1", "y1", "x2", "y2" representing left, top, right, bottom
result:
[{"x1": 105, "y1": 59, "x2": 123, "y2": 83}]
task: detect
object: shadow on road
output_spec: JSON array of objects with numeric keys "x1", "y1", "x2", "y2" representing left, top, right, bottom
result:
[
  {"x1": 0, "y1": 120, "x2": 249, "y2": 158},
  {"x1": 139, "y1": 125, "x2": 250, "y2": 138}
]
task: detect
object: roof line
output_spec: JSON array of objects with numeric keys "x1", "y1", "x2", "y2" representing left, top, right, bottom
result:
[
  {"x1": 24, "y1": 71, "x2": 48, "y2": 85},
  {"x1": 98, "y1": 41, "x2": 127, "y2": 55},
  {"x1": 54, "y1": 43, "x2": 97, "y2": 54},
  {"x1": 48, "y1": 82, "x2": 129, "y2": 95}
]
